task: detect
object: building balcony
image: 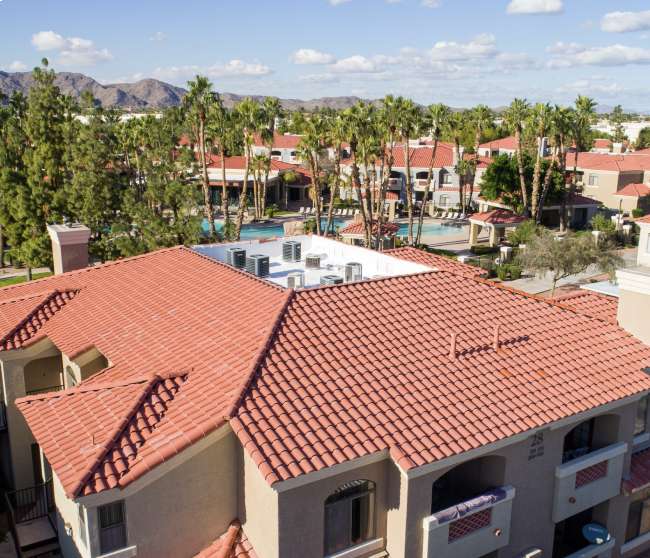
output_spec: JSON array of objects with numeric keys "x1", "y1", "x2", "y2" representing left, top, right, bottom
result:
[
  {"x1": 562, "y1": 538, "x2": 615, "y2": 558},
  {"x1": 552, "y1": 442, "x2": 627, "y2": 523},
  {"x1": 388, "y1": 178, "x2": 401, "y2": 188},
  {"x1": 415, "y1": 179, "x2": 431, "y2": 190},
  {"x1": 25, "y1": 384, "x2": 64, "y2": 397},
  {"x1": 422, "y1": 486, "x2": 515, "y2": 558}
]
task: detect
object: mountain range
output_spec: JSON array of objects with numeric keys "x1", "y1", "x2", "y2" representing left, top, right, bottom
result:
[{"x1": 0, "y1": 71, "x2": 367, "y2": 111}]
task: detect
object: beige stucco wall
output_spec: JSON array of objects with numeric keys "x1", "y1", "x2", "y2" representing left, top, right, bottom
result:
[
  {"x1": 110, "y1": 432, "x2": 239, "y2": 558},
  {"x1": 581, "y1": 170, "x2": 644, "y2": 209},
  {"x1": 23, "y1": 355, "x2": 63, "y2": 394},
  {"x1": 241, "y1": 450, "x2": 280, "y2": 558},
  {"x1": 276, "y1": 458, "x2": 390, "y2": 558},
  {"x1": 618, "y1": 289, "x2": 650, "y2": 345},
  {"x1": 54, "y1": 472, "x2": 91, "y2": 558}
]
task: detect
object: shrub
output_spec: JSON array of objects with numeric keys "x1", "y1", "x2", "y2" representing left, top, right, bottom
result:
[
  {"x1": 632, "y1": 208, "x2": 647, "y2": 219},
  {"x1": 496, "y1": 265, "x2": 509, "y2": 281},
  {"x1": 265, "y1": 204, "x2": 279, "y2": 218},
  {"x1": 507, "y1": 220, "x2": 539, "y2": 246},
  {"x1": 509, "y1": 264, "x2": 522, "y2": 280},
  {"x1": 590, "y1": 213, "x2": 616, "y2": 235}
]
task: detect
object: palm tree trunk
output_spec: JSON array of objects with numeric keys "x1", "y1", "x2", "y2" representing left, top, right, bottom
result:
[
  {"x1": 261, "y1": 160, "x2": 271, "y2": 218},
  {"x1": 531, "y1": 136, "x2": 543, "y2": 220},
  {"x1": 350, "y1": 146, "x2": 371, "y2": 247},
  {"x1": 376, "y1": 139, "x2": 394, "y2": 250},
  {"x1": 198, "y1": 120, "x2": 216, "y2": 239},
  {"x1": 536, "y1": 149, "x2": 558, "y2": 223},
  {"x1": 416, "y1": 135, "x2": 438, "y2": 245},
  {"x1": 404, "y1": 141, "x2": 415, "y2": 245},
  {"x1": 234, "y1": 144, "x2": 251, "y2": 240},
  {"x1": 220, "y1": 150, "x2": 230, "y2": 238},
  {"x1": 515, "y1": 128, "x2": 528, "y2": 215},
  {"x1": 0, "y1": 224, "x2": 4, "y2": 270},
  {"x1": 325, "y1": 146, "x2": 341, "y2": 236}
]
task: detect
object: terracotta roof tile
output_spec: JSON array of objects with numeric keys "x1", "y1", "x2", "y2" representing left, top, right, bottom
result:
[
  {"x1": 479, "y1": 136, "x2": 517, "y2": 151},
  {"x1": 339, "y1": 222, "x2": 399, "y2": 236},
  {"x1": 565, "y1": 152, "x2": 650, "y2": 172},
  {"x1": 638, "y1": 215, "x2": 650, "y2": 224},
  {"x1": 234, "y1": 271, "x2": 650, "y2": 485},
  {"x1": 11, "y1": 247, "x2": 289, "y2": 496},
  {"x1": 616, "y1": 183, "x2": 650, "y2": 197},
  {"x1": 385, "y1": 247, "x2": 487, "y2": 278},
  {"x1": 194, "y1": 521, "x2": 258, "y2": 558},
  {"x1": 552, "y1": 290, "x2": 618, "y2": 324},
  {"x1": 253, "y1": 132, "x2": 301, "y2": 150},
  {"x1": 470, "y1": 209, "x2": 527, "y2": 225}
]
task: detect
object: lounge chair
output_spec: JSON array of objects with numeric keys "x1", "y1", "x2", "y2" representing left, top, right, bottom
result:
[
  {"x1": 298, "y1": 206, "x2": 305, "y2": 215},
  {"x1": 354, "y1": 209, "x2": 360, "y2": 216}
]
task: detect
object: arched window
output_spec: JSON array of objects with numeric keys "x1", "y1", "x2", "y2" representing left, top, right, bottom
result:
[
  {"x1": 562, "y1": 419, "x2": 594, "y2": 463},
  {"x1": 324, "y1": 480, "x2": 375, "y2": 555},
  {"x1": 415, "y1": 171, "x2": 429, "y2": 180}
]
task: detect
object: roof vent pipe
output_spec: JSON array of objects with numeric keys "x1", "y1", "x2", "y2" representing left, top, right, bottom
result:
[{"x1": 449, "y1": 333, "x2": 457, "y2": 359}]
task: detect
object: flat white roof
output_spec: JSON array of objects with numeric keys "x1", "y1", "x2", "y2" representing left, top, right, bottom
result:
[{"x1": 193, "y1": 235, "x2": 430, "y2": 289}]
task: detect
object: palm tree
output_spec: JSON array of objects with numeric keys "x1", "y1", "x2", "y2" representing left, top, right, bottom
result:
[
  {"x1": 468, "y1": 104, "x2": 493, "y2": 210},
  {"x1": 259, "y1": 97, "x2": 283, "y2": 218},
  {"x1": 447, "y1": 111, "x2": 467, "y2": 214},
  {"x1": 537, "y1": 105, "x2": 571, "y2": 223},
  {"x1": 395, "y1": 97, "x2": 422, "y2": 245},
  {"x1": 324, "y1": 114, "x2": 347, "y2": 236},
  {"x1": 296, "y1": 115, "x2": 326, "y2": 235},
  {"x1": 529, "y1": 102, "x2": 552, "y2": 220},
  {"x1": 233, "y1": 98, "x2": 263, "y2": 240},
  {"x1": 375, "y1": 95, "x2": 400, "y2": 248},
  {"x1": 183, "y1": 76, "x2": 216, "y2": 239},
  {"x1": 416, "y1": 103, "x2": 450, "y2": 245},
  {"x1": 564, "y1": 95, "x2": 597, "y2": 230},
  {"x1": 504, "y1": 98, "x2": 531, "y2": 215},
  {"x1": 207, "y1": 95, "x2": 234, "y2": 237}
]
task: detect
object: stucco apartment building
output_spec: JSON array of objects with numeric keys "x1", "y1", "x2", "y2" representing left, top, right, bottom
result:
[
  {"x1": 565, "y1": 152, "x2": 650, "y2": 211},
  {"x1": 1, "y1": 227, "x2": 650, "y2": 558}
]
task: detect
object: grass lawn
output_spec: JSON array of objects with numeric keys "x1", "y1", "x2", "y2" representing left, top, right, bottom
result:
[{"x1": 0, "y1": 271, "x2": 53, "y2": 288}]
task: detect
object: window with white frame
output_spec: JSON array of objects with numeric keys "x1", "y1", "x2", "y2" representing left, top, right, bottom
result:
[
  {"x1": 99, "y1": 501, "x2": 127, "y2": 554},
  {"x1": 588, "y1": 174, "x2": 599, "y2": 186},
  {"x1": 324, "y1": 480, "x2": 375, "y2": 555}
]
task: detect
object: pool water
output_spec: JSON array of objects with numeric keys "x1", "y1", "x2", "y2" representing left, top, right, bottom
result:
[{"x1": 202, "y1": 218, "x2": 461, "y2": 240}]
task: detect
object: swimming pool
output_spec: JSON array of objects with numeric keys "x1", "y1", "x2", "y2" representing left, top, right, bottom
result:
[{"x1": 202, "y1": 219, "x2": 462, "y2": 240}]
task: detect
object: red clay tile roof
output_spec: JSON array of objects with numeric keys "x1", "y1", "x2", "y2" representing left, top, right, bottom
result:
[
  {"x1": 551, "y1": 290, "x2": 618, "y2": 325},
  {"x1": 624, "y1": 448, "x2": 650, "y2": 494},
  {"x1": 385, "y1": 247, "x2": 487, "y2": 279},
  {"x1": 339, "y1": 222, "x2": 400, "y2": 236},
  {"x1": 565, "y1": 152, "x2": 650, "y2": 172},
  {"x1": 0, "y1": 289, "x2": 78, "y2": 351},
  {"x1": 11, "y1": 247, "x2": 290, "y2": 497},
  {"x1": 391, "y1": 145, "x2": 454, "y2": 168},
  {"x1": 253, "y1": 132, "x2": 301, "y2": 150},
  {"x1": 232, "y1": 271, "x2": 650, "y2": 485},
  {"x1": 194, "y1": 521, "x2": 257, "y2": 558},
  {"x1": 479, "y1": 136, "x2": 517, "y2": 151},
  {"x1": 470, "y1": 210, "x2": 527, "y2": 225},
  {"x1": 616, "y1": 183, "x2": 650, "y2": 197},
  {"x1": 593, "y1": 139, "x2": 612, "y2": 150},
  {"x1": 638, "y1": 215, "x2": 650, "y2": 224}
]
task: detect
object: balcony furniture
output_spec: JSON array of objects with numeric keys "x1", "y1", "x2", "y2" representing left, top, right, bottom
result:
[
  {"x1": 422, "y1": 485, "x2": 515, "y2": 558},
  {"x1": 553, "y1": 442, "x2": 627, "y2": 522}
]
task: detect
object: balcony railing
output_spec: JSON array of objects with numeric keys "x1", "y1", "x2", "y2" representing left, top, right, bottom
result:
[
  {"x1": 422, "y1": 486, "x2": 515, "y2": 558},
  {"x1": 563, "y1": 537, "x2": 615, "y2": 558},
  {"x1": 26, "y1": 384, "x2": 64, "y2": 396},
  {"x1": 553, "y1": 442, "x2": 627, "y2": 522},
  {"x1": 387, "y1": 178, "x2": 401, "y2": 188},
  {"x1": 415, "y1": 179, "x2": 431, "y2": 189},
  {"x1": 5, "y1": 480, "x2": 55, "y2": 524}
]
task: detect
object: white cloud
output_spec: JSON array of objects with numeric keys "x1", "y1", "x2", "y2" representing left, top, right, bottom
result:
[
  {"x1": 290, "y1": 49, "x2": 336, "y2": 65},
  {"x1": 153, "y1": 60, "x2": 272, "y2": 81},
  {"x1": 150, "y1": 31, "x2": 167, "y2": 42},
  {"x1": 546, "y1": 41, "x2": 585, "y2": 55},
  {"x1": 547, "y1": 43, "x2": 650, "y2": 68},
  {"x1": 601, "y1": 11, "x2": 650, "y2": 33},
  {"x1": 31, "y1": 30, "x2": 112, "y2": 66},
  {"x1": 328, "y1": 0, "x2": 351, "y2": 5},
  {"x1": 421, "y1": 0, "x2": 441, "y2": 7},
  {"x1": 429, "y1": 33, "x2": 497, "y2": 61},
  {"x1": 8, "y1": 60, "x2": 27, "y2": 71},
  {"x1": 556, "y1": 80, "x2": 626, "y2": 97},
  {"x1": 506, "y1": 0, "x2": 563, "y2": 15},
  {"x1": 299, "y1": 73, "x2": 340, "y2": 84},
  {"x1": 331, "y1": 55, "x2": 378, "y2": 73}
]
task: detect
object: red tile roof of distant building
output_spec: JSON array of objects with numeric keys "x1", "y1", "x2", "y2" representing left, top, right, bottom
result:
[
  {"x1": 339, "y1": 221, "x2": 400, "y2": 236},
  {"x1": 470, "y1": 209, "x2": 527, "y2": 225},
  {"x1": 385, "y1": 247, "x2": 487, "y2": 279},
  {"x1": 593, "y1": 139, "x2": 612, "y2": 150},
  {"x1": 616, "y1": 183, "x2": 650, "y2": 197},
  {"x1": 479, "y1": 136, "x2": 517, "y2": 151},
  {"x1": 638, "y1": 215, "x2": 650, "y2": 224},
  {"x1": 194, "y1": 521, "x2": 258, "y2": 558},
  {"x1": 253, "y1": 132, "x2": 301, "y2": 149},
  {"x1": 564, "y1": 152, "x2": 650, "y2": 172},
  {"x1": 551, "y1": 290, "x2": 618, "y2": 324}
]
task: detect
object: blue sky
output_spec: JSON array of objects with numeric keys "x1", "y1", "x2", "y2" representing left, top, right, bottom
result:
[{"x1": 2, "y1": 0, "x2": 650, "y2": 109}]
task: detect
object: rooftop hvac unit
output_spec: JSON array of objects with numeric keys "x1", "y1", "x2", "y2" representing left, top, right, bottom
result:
[
  {"x1": 320, "y1": 274, "x2": 343, "y2": 286},
  {"x1": 286, "y1": 271, "x2": 305, "y2": 289},
  {"x1": 282, "y1": 241, "x2": 301, "y2": 262},
  {"x1": 344, "y1": 262, "x2": 363, "y2": 283},
  {"x1": 245, "y1": 254, "x2": 270, "y2": 277},
  {"x1": 305, "y1": 254, "x2": 321, "y2": 269},
  {"x1": 225, "y1": 247, "x2": 246, "y2": 269}
]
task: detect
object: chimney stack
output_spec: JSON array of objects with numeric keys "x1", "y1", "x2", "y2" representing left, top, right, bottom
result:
[
  {"x1": 47, "y1": 223, "x2": 91, "y2": 275},
  {"x1": 616, "y1": 219, "x2": 650, "y2": 344}
]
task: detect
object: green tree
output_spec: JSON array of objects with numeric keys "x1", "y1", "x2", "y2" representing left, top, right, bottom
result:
[
  {"x1": 504, "y1": 98, "x2": 531, "y2": 215},
  {"x1": 636, "y1": 127, "x2": 650, "y2": 150},
  {"x1": 516, "y1": 228, "x2": 622, "y2": 295},
  {"x1": 528, "y1": 103, "x2": 552, "y2": 220},
  {"x1": 610, "y1": 105, "x2": 626, "y2": 144}
]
